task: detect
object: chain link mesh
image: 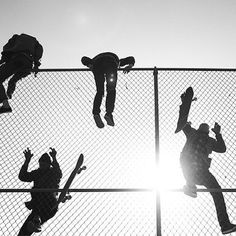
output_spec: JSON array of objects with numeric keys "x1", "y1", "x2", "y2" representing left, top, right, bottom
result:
[
  {"x1": 158, "y1": 69, "x2": 236, "y2": 235},
  {"x1": 0, "y1": 68, "x2": 235, "y2": 235}
]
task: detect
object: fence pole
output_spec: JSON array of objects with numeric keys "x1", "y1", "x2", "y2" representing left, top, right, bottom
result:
[{"x1": 153, "y1": 67, "x2": 161, "y2": 236}]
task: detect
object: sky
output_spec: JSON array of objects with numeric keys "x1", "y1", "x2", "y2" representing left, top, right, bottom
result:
[{"x1": 1, "y1": 0, "x2": 236, "y2": 69}]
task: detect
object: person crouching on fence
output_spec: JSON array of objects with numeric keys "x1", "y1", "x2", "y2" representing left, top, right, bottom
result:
[
  {"x1": 81, "y1": 52, "x2": 135, "y2": 128},
  {"x1": 18, "y1": 148, "x2": 62, "y2": 236},
  {"x1": 180, "y1": 122, "x2": 236, "y2": 235},
  {"x1": 0, "y1": 33, "x2": 43, "y2": 114}
]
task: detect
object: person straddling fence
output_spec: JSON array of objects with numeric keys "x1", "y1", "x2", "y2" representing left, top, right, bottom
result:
[
  {"x1": 179, "y1": 121, "x2": 236, "y2": 235},
  {"x1": 0, "y1": 33, "x2": 43, "y2": 114},
  {"x1": 81, "y1": 52, "x2": 135, "y2": 128},
  {"x1": 18, "y1": 148, "x2": 62, "y2": 236}
]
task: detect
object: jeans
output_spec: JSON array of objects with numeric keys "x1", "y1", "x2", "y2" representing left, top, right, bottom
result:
[
  {"x1": 92, "y1": 64, "x2": 118, "y2": 115},
  {"x1": 181, "y1": 157, "x2": 230, "y2": 228}
]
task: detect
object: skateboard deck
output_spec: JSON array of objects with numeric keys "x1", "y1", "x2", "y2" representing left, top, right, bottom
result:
[
  {"x1": 175, "y1": 87, "x2": 196, "y2": 133},
  {"x1": 56, "y1": 154, "x2": 86, "y2": 207}
]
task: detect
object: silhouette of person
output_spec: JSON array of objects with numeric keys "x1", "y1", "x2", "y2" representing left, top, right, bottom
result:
[
  {"x1": 18, "y1": 148, "x2": 62, "y2": 236},
  {"x1": 180, "y1": 121, "x2": 236, "y2": 234},
  {"x1": 81, "y1": 52, "x2": 135, "y2": 128},
  {"x1": 0, "y1": 33, "x2": 43, "y2": 114}
]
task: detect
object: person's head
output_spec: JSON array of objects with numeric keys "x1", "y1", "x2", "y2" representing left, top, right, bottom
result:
[
  {"x1": 198, "y1": 123, "x2": 210, "y2": 134},
  {"x1": 38, "y1": 153, "x2": 51, "y2": 169}
]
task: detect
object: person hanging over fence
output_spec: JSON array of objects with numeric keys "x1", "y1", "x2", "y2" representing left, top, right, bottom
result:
[
  {"x1": 0, "y1": 33, "x2": 43, "y2": 114},
  {"x1": 18, "y1": 148, "x2": 62, "y2": 236},
  {"x1": 81, "y1": 52, "x2": 135, "y2": 128},
  {"x1": 179, "y1": 121, "x2": 236, "y2": 234}
]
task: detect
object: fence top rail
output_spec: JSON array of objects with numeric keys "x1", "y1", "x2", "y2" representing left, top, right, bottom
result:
[
  {"x1": 1, "y1": 188, "x2": 236, "y2": 193},
  {"x1": 37, "y1": 67, "x2": 236, "y2": 72}
]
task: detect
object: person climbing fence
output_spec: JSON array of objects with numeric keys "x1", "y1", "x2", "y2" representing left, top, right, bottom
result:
[
  {"x1": 18, "y1": 148, "x2": 62, "y2": 236},
  {"x1": 81, "y1": 52, "x2": 135, "y2": 128},
  {"x1": 0, "y1": 33, "x2": 43, "y2": 114}
]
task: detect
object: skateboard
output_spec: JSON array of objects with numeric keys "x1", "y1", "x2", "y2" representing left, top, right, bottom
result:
[
  {"x1": 56, "y1": 154, "x2": 86, "y2": 207},
  {"x1": 175, "y1": 87, "x2": 197, "y2": 133}
]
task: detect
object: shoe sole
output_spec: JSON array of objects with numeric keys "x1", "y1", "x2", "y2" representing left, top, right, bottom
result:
[
  {"x1": 222, "y1": 226, "x2": 236, "y2": 234},
  {"x1": 0, "y1": 110, "x2": 12, "y2": 114}
]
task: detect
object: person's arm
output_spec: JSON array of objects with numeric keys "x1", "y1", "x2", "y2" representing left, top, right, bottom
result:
[
  {"x1": 49, "y1": 147, "x2": 62, "y2": 179},
  {"x1": 182, "y1": 121, "x2": 193, "y2": 136},
  {"x1": 211, "y1": 123, "x2": 226, "y2": 153},
  {"x1": 34, "y1": 41, "x2": 43, "y2": 67},
  {"x1": 18, "y1": 148, "x2": 35, "y2": 182},
  {"x1": 81, "y1": 56, "x2": 93, "y2": 69},
  {"x1": 120, "y1": 56, "x2": 135, "y2": 74}
]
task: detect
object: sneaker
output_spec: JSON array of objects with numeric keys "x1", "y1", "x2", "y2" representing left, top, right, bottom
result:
[
  {"x1": 104, "y1": 113, "x2": 115, "y2": 126},
  {"x1": 183, "y1": 185, "x2": 197, "y2": 198},
  {"x1": 0, "y1": 106, "x2": 12, "y2": 114},
  {"x1": 93, "y1": 114, "x2": 104, "y2": 128},
  {"x1": 222, "y1": 223, "x2": 236, "y2": 234}
]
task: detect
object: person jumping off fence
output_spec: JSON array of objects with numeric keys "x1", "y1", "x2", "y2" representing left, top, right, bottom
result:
[
  {"x1": 18, "y1": 148, "x2": 62, "y2": 236},
  {"x1": 179, "y1": 121, "x2": 236, "y2": 235},
  {"x1": 0, "y1": 33, "x2": 43, "y2": 114},
  {"x1": 81, "y1": 52, "x2": 135, "y2": 128}
]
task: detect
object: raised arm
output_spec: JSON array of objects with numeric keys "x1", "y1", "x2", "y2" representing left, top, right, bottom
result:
[
  {"x1": 18, "y1": 148, "x2": 35, "y2": 182},
  {"x1": 49, "y1": 147, "x2": 62, "y2": 179},
  {"x1": 211, "y1": 123, "x2": 226, "y2": 153}
]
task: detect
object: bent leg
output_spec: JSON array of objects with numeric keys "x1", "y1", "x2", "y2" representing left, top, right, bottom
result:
[
  {"x1": 17, "y1": 212, "x2": 35, "y2": 236},
  {"x1": 201, "y1": 170, "x2": 230, "y2": 228},
  {"x1": 0, "y1": 62, "x2": 16, "y2": 103}
]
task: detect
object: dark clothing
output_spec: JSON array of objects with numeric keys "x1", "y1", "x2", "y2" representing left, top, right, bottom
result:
[
  {"x1": 18, "y1": 160, "x2": 62, "y2": 236},
  {"x1": 180, "y1": 123, "x2": 228, "y2": 228},
  {"x1": 0, "y1": 33, "x2": 43, "y2": 102},
  {"x1": 0, "y1": 54, "x2": 32, "y2": 102},
  {"x1": 81, "y1": 52, "x2": 135, "y2": 115}
]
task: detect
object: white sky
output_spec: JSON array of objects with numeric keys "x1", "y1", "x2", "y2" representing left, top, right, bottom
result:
[{"x1": 1, "y1": 0, "x2": 236, "y2": 68}]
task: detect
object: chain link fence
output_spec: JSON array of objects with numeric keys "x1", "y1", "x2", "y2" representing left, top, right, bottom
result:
[{"x1": 0, "y1": 68, "x2": 235, "y2": 235}]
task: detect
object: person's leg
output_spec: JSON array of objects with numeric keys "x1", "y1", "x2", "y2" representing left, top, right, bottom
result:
[
  {"x1": 17, "y1": 212, "x2": 36, "y2": 236},
  {"x1": 0, "y1": 55, "x2": 32, "y2": 113},
  {"x1": 0, "y1": 62, "x2": 16, "y2": 104},
  {"x1": 199, "y1": 170, "x2": 235, "y2": 232},
  {"x1": 40, "y1": 207, "x2": 58, "y2": 225},
  {"x1": 92, "y1": 71, "x2": 105, "y2": 128},
  {"x1": 92, "y1": 71, "x2": 105, "y2": 115},
  {"x1": 104, "y1": 69, "x2": 117, "y2": 126},
  {"x1": 180, "y1": 155, "x2": 198, "y2": 198},
  {"x1": 7, "y1": 69, "x2": 31, "y2": 99}
]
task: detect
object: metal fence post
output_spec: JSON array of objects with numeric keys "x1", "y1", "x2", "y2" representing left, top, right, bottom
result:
[{"x1": 153, "y1": 67, "x2": 161, "y2": 236}]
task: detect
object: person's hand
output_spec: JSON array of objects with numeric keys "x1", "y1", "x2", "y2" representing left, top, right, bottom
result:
[
  {"x1": 23, "y1": 148, "x2": 33, "y2": 163},
  {"x1": 211, "y1": 122, "x2": 221, "y2": 134},
  {"x1": 123, "y1": 65, "x2": 133, "y2": 74},
  {"x1": 49, "y1": 147, "x2": 57, "y2": 158},
  {"x1": 88, "y1": 64, "x2": 93, "y2": 70}
]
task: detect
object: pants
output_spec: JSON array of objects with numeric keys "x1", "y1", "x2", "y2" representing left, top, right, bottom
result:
[
  {"x1": 0, "y1": 54, "x2": 32, "y2": 103},
  {"x1": 92, "y1": 65, "x2": 117, "y2": 115},
  {"x1": 181, "y1": 158, "x2": 230, "y2": 228},
  {"x1": 18, "y1": 203, "x2": 58, "y2": 236}
]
